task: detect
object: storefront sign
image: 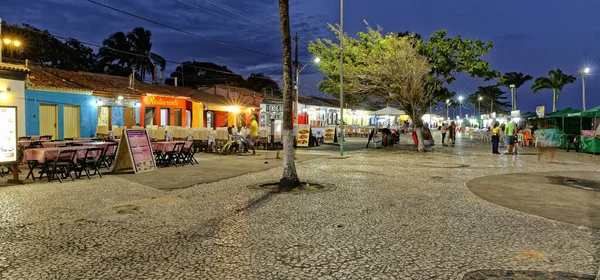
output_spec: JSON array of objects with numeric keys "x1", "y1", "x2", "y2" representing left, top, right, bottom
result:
[
  {"x1": 323, "y1": 125, "x2": 336, "y2": 144},
  {"x1": 536, "y1": 106, "x2": 545, "y2": 118},
  {"x1": 0, "y1": 106, "x2": 17, "y2": 164},
  {"x1": 296, "y1": 124, "x2": 310, "y2": 147},
  {"x1": 112, "y1": 129, "x2": 157, "y2": 173},
  {"x1": 143, "y1": 95, "x2": 184, "y2": 107},
  {"x1": 95, "y1": 98, "x2": 136, "y2": 107},
  {"x1": 265, "y1": 104, "x2": 283, "y2": 113},
  {"x1": 510, "y1": 110, "x2": 521, "y2": 117}
]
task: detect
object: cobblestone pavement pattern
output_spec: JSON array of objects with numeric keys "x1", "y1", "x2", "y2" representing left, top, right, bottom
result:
[{"x1": 1, "y1": 135, "x2": 599, "y2": 279}]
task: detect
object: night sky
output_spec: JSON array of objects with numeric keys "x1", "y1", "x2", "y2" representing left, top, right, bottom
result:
[{"x1": 3, "y1": 0, "x2": 600, "y2": 115}]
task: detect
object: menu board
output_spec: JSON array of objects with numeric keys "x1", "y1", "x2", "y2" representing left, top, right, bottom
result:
[
  {"x1": 323, "y1": 125, "x2": 336, "y2": 144},
  {"x1": 0, "y1": 106, "x2": 17, "y2": 164},
  {"x1": 296, "y1": 124, "x2": 310, "y2": 147},
  {"x1": 112, "y1": 129, "x2": 157, "y2": 173}
]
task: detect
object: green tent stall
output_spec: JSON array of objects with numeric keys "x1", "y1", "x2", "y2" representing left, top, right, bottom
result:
[{"x1": 574, "y1": 105, "x2": 600, "y2": 154}]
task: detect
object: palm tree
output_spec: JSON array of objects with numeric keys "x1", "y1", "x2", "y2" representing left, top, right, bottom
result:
[
  {"x1": 99, "y1": 31, "x2": 130, "y2": 67},
  {"x1": 99, "y1": 27, "x2": 165, "y2": 81},
  {"x1": 473, "y1": 85, "x2": 510, "y2": 114},
  {"x1": 278, "y1": 0, "x2": 300, "y2": 191},
  {"x1": 531, "y1": 69, "x2": 577, "y2": 112},
  {"x1": 499, "y1": 72, "x2": 533, "y2": 110}
]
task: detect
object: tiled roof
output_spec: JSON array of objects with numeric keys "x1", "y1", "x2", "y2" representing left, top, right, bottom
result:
[
  {"x1": 312, "y1": 97, "x2": 340, "y2": 107},
  {"x1": 298, "y1": 95, "x2": 337, "y2": 108},
  {"x1": 27, "y1": 66, "x2": 256, "y2": 107},
  {"x1": 0, "y1": 62, "x2": 29, "y2": 73}
]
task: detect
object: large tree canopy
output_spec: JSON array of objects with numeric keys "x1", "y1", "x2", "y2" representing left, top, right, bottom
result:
[
  {"x1": 309, "y1": 23, "x2": 497, "y2": 151},
  {"x1": 1, "y1": 23, "x2": 98, "y2": 72}
]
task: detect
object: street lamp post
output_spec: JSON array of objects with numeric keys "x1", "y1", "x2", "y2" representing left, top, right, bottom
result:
[
  {"x1": 445, "y1": 99, "x2": 449, "y2": 120},
  {"x1": 339, "y1": 0, "x2": 344, "y2": 156},
  {"x1": 509, "y1": 84, "x2": 516, "y2": 111},
  {"x1": 458, "y1": 96, "x2": 463, "y2": 119},
  {"x1": 294, "y1": 57, "x2": 320, "y2": 129},
  {"x1": 579, "y1": 68, "x2": 590, "y2": 111},
  {"x1": 478, "y1": 96, "x2": 482, "y2": 127}
]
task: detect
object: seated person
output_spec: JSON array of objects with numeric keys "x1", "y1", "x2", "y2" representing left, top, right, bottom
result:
[{"x1": 233, "y1": 128, "x2": 249, "y2": 153}]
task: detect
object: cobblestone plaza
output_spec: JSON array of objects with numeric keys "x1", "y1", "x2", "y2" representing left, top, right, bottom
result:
[{"x1": 1, "y1": 137, "x2": 599, "y2": 279}]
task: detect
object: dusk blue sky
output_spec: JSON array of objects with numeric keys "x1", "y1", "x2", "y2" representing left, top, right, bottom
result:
[{"x1": 3, "y1": 0, "x2": 600, "y2": 115}]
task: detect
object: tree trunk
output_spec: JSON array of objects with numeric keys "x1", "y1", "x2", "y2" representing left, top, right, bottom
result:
[
  {"x1": 552, "y1": 89, "x2": 557, "y2": 112},
  {"x1": 278, "y1": 0, "x2": 300, "y2": 191},
  {"x1": 414, "y1": 118, "x2": 425, "y2": 152}
]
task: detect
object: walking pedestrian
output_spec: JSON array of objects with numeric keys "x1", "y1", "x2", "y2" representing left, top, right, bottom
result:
[
  {"x1": 504, "y1": 117, "x2": 516, "y2": 154},
  {"x1": 448, "y1": 121, "x2": 456, "y2": 146},
  {"x1": 441, "y1": 123, "x2": 447, "y2": 145},
  {"x1": 491, "y1": 121, "x2": 500, "y2": 154},
  {"x1": 249, "y1": 115, "x2": 259, "y2": 155}
]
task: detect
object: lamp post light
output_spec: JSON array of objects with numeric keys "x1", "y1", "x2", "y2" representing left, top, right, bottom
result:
[
  {"x1": 579, "y1": 68, "x2": 590, "y2": 111},
  {"x1": 458, "y1": 96, "x2": 463, "y2": 119},
  {"x1": 0, "y1": 16, "x2": 22, "y2": 63},
  {"x1": 509, "y1": 84, "x2": 516, "y2": 111},
  {"x1": 478, "y1": 96, "x2": 482, "y2": 117},
  {"x1": 445, "y1": 99, "x2": 450, "y2": 120},
  {"x1": 294, "y1": 57, "x2": 320, "y2": 129},
  {"x1": 339, "y1": 0, "x2": 345, "y2": 156}
]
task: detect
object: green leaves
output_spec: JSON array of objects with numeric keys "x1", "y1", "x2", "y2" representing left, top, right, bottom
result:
[
  {"x1": 531, "y1": 69, "x2": 577, "y2": 95},
  {"x1": 468, "y1": 85, "x2": 510, "y2": 113},
  {"x1": 500, "y1": 72, "x2": 533, "y2": 88}
]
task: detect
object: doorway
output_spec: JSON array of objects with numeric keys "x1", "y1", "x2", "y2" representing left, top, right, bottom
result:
[
  {"x1": 97, "y1": 106, "x2": 112, "y2": 130},
  {"x1": 160, "y1": 108, "x2": 170, "y2": 126},
  {"x1": 186, "y1": 109, "x2": 192, "y2": 128},
  {"x1": 206, "y1": 111, "x2": 213, "y2": 129},
  {"x1": 39, "y1": 104, "x2": 58, "y2": 139},
  {"x1": 174, "y1": 108, "x2": 182, "y2": 126},
  {"x1": 145, "y1": 107, "x2": 155, "y2": 127},
  {"x1": 124, "y1": 107, "x2": 136, "y2": 128},
  {"x1": 63, "y1": 105, "x2": 80, "y2": 138}
]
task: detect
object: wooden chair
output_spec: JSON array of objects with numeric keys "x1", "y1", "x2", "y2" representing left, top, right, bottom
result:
[
  {"x1": 164, "y1": 142, "x2": 185, "y2": 167},
  {"x1": 99, "y1": 143, "x2": 118, "y2": 170},
  {"x1": 76, "y1": 147, "x2": 103, "y2": 179},
  {"x1": 47, "y1": 150, "x2": 77, "y2": 183}
]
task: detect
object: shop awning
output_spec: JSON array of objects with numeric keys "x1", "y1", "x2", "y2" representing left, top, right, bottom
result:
[
  {"x1": 374, "y1": 107, "x2": 406, "y2": 116},
  {"x1": 547, "y1": 108, "x2": 581, "y2": 118},
  {"x1": 580, "y1": 105, "x2": 600, "y2": 117}
]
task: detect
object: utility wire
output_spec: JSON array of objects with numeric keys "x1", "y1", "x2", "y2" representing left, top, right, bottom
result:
[
  {"x1": 3, "y1": 22, "x2": 281, "y2": 82},
  {"x1": 175, "y1": 0, "x2": 248, "y2": 26},
  {"x1": 202, "y1": 0, "x2": 260, "y2": 23},
  {"x1": 86, "y1": 0, "x2": 276, "y2": 58}
]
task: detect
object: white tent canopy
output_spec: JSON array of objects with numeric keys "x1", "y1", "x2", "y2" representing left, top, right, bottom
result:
[{"x1": 374, "y1": 107, "x2": 406, "y2": 116}]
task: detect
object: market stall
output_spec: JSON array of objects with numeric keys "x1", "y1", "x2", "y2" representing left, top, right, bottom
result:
[{"x1": 374, "y1": 107, "x2": 406, "y2": 127}]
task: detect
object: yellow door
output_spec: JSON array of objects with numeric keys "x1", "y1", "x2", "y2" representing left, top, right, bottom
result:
[
  {"x1": 63, "y1": 105, "x2": 80, "y2": 138},
  {"x1": 39, "y1": 104, "x2": 58, "y2": 139}
]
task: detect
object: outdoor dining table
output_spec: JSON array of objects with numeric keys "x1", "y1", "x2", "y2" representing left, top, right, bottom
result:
[
  {"x1": 22, "y1": 146, "x2": 100, "y2": 180},
  {"x1": 82, "y1": 141, "x2": 117, "y2": 154},
  {"x1": 18, "y1": 139, "x2": 50, "y2": 147},
  {"x1": 41, "y1": 140, "x2": 92, "y2": 148},
  {"x1": 151, "y1": 141, "x2": 192, "y2": 153}
]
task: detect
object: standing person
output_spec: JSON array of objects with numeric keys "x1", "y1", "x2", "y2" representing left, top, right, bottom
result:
[
  {"x1": 249, "y1": 115, "x2": 259, "y2": 155},
  {"x1": 448, "y1": 121, "x2": 456, "y2": 146},
  {"x1": 504, "y1": 117, "x2": 516, "y2": 154},
  {"x1": 492, "y1": 121, "x2": 500, "y2": 154},
  {"x1": 441, "y1": 123, "x2": 447, "y2": 145}
]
